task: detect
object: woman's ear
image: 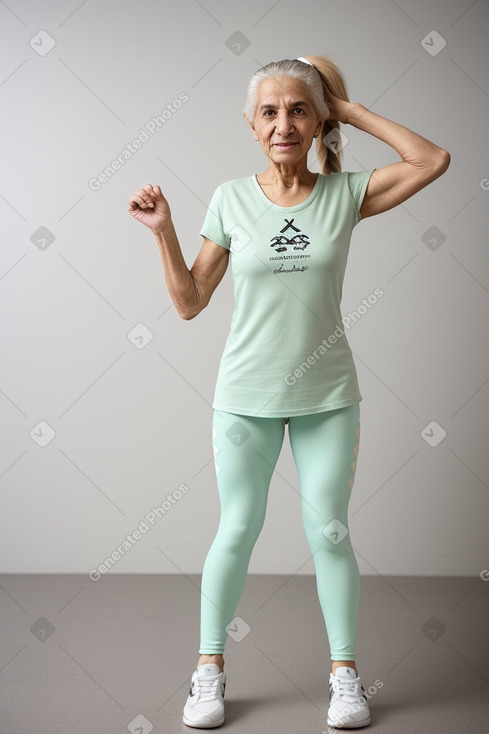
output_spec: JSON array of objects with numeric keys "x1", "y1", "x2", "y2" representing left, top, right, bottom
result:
[
  {"x1": 314, "y1": 118, "x2": 324, "y2": 138},
  {"x1": 244, "y1": 113, "x2": 259, "y2": 141}
]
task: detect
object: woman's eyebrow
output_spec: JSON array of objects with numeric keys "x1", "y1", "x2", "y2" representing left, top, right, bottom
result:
[{"x1": 259, "y1": 100, "x2": 311, "y2": 111}]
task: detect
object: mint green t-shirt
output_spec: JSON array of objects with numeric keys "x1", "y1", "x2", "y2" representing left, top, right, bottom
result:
[{"x1": 200, "y1": 169, "x2": 376, "y2": 418}]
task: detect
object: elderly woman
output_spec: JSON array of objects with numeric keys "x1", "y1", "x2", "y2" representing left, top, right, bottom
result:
[{"x1": 128, "y1": 55, "x2": 450, "y2": 729}]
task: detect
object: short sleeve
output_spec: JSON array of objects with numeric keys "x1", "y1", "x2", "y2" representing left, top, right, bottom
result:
[
  {"x1": 347, "y1": 168, "x2": 376, "y2": 227},
  {"x1": 199, "y1": 185, "x2": 231, "y2": 250}
]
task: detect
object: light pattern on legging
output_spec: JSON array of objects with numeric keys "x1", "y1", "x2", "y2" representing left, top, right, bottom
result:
[{"x1": 199, "y1": 403, "x2": 361, "y2": 661}]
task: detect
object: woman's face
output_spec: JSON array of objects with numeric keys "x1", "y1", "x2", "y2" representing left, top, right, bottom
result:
[{"x1": 249, "y1": 76, "x2": 323, "y2": 166}]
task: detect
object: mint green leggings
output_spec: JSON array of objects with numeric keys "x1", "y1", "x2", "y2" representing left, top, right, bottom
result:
[{"x1": 199, "y1": 403, "x2": 361, "y2": 661}]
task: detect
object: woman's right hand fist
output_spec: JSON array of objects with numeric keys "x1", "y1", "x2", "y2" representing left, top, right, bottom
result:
[{"x1": 128, "y1": 184, "x2": 171, "y2": 234}]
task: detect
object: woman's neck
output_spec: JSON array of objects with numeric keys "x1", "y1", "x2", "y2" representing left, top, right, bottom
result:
[{"x1": 257, "y1": 160, "x2": 317, "y2": 191}]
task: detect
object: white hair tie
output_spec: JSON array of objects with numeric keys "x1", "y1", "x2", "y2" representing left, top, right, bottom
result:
[{"x1": 296, "y1": 56, "x2": 313, "y2": 66}]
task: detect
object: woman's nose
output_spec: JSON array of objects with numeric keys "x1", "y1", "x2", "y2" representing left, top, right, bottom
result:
[{"x1": 275, "y1": 112, "x2": 294, "y2": 135}]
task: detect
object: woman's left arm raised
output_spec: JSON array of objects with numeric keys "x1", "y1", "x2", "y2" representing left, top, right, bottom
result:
[{"x1": 327, "y1": 97, "x2": 451, "y2": 219}]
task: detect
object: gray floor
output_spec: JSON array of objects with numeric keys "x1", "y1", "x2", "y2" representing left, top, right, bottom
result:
[{"x1": 0, "y1": 574, "x2": 488, "y2": 733}]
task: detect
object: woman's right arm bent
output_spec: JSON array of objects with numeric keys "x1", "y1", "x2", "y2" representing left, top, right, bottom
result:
[{"x1": 128, "y1": 183, "x2": 229, "y2": 320}]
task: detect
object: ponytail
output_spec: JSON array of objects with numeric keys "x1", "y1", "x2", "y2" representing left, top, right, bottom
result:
[{"x1": 305, "y1": 55, "x2": 351, "y2": 175}]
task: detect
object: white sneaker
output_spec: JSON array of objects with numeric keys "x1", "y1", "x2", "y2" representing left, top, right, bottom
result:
[
  {"x1": 183, "y1": 663, "x2": 226, "y2": 728},
  {"x1": 327, "y1": 666, "x2": 371, "y2": 728}
]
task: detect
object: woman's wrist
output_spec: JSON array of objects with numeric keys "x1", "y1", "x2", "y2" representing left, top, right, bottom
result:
[
  {"x1": 152, "y1": 220, "x2": 172, "y2": 239},
  {"x1": 344, "y1": 102, "x2": 366, "y2": 126}
]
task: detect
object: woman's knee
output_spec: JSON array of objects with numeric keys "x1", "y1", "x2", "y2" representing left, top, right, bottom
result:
[
  {"x1": 302, "y1": 509, "x2": 352, "y2": 554},
  {"x1": 214, "y1": 515, "x2": 265, "y2": 555}
]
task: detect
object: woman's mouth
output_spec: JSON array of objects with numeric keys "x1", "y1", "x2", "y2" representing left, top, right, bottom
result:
[{"x1": 274, "y1": 143, "x2": 298, "y2": 150}]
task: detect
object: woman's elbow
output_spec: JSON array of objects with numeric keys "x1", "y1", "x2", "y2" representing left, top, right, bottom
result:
[
  {"x1": 434, "y1": 148, "x2": 451, "y2": 174},
  {"x1": 176, "y1": 300, "x2": 206, "y2": 320},
  {"x1": 177, "y1": 305, "x2": 199, "y2": 320}
]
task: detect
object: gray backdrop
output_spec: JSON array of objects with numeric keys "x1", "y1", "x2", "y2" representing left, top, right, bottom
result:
[{"x1": 1, "y1": 0, "x2": 488, "y2": 578}]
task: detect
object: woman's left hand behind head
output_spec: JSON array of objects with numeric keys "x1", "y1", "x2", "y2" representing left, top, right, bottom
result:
[{"x1": 324, "y1": 92, "x2": 354, "y2": 125}]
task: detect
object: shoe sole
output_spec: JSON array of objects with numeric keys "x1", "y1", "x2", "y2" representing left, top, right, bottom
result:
[
  {"x1": 182, "y1": 713, "x2": 225, "y2": 728},
  {"x1": 326, "y1": 714, "x2": 372, "y2": 728}
]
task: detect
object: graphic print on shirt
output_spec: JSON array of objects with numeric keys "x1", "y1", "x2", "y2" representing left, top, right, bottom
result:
[
  {"x1": 269, "y1": 218, "x2": 310, "y2": 274},
  {"x1": 270, "y1": 218, "x2": 310, "y2": 253}
]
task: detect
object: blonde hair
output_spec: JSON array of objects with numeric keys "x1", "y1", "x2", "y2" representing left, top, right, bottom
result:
[{"x1": 242, "y1": 55, "x2": 350, "y2": 175}]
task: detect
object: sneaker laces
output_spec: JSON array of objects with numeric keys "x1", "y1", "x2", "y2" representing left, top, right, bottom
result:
[
  {"x1": 192, "y1": 673, "x2": 222, "y2": 703},
  {"x1": 330, "y1": 675, "x2": 361, "y2": 704}
]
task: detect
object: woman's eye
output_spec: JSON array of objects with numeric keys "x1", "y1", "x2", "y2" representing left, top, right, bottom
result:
[{"x1": 294, "y1": 108, "x2": 304, "y2": 114}]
